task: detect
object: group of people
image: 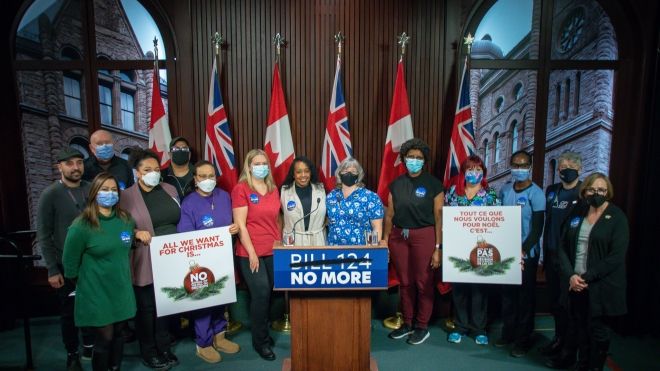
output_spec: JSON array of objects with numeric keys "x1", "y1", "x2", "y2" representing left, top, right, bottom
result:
[{"x1": 37, "y1": 129, "x2": 628, "y2": 371}]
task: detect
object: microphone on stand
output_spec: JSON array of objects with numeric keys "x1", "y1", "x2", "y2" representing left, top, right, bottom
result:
[{"x1": 291, "y1": 197, "x2": 322, "y2": 244}]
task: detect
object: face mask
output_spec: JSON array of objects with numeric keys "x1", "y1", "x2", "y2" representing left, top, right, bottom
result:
[
  {"x1": 465, "y1": 170, "x2": 483, "y2": 185},
  {"x1": 511, "y1": 168, "x2": 530, "y2": 182},
  {"x1": 197, "y1": 179, "x2": 216, "y2": 193},
  {"x1": 171, "y1": 151, "x2": 190, "y2": 166},
  {"x1": 405, "y1": 158, "x2": 424, "y2": 174},
  {"x1": 559, "y1": 168, "x2": 579, "y2": 183},
  {"x1": 340, "y1": 173, "x2": 359, "y2": 187},
  {"x1": 252, "y1": 165, "x2": 269, "y2": 179},
  {"x1": 96, "y1": 191, "x2": 119, "y2": 208},
  {"x1": 95, "y1": 144, "x2": 114, "y2": 161},
  {"x1": 586, "y1": 194, "x2": 607, "y2": 208},
  {"x1": 142, "y1": 171, "x2": 161, "y2": 187}
]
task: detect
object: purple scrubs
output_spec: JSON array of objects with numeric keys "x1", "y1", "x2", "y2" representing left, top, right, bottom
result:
[{"x1": 177, "y1": 188, "x2": 233, "y2": 347}]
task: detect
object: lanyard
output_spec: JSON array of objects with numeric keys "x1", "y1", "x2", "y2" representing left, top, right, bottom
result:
[{"x1": 60, "y1": 181, "x2": 86, "y2": 212}]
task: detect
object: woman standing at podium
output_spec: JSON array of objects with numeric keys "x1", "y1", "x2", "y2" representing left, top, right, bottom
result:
[
  {"x1": 383, "y1": 138, "x2": 444, "y2": 345},
  {"x1": 326, "y1": 157, "x2": 384, "y2": 245},
  {"x1": 281, "y1": 156, "x2": 327, "y2": 246},
  {"x1": 232, "y1": 149, "x2": 281, "y2": 361}
]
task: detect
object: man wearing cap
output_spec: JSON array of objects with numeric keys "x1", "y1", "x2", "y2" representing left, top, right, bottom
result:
[
  {"x1": 163, "y1": 136, "x2": 194, "y2": 199},
  {"x1": 37, "y1": 148, "x2": 93, "y2": 371},
  {"x1": 82, "y1": 129, "x2": 134, "y2": 191}
]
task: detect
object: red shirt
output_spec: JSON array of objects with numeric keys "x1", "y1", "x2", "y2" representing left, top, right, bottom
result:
[{"x1": 231, "y1": 182, "x2": 281, "y2": 257}]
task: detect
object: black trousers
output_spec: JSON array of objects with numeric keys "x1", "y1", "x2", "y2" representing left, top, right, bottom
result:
[
  {"x1": 57, "y1": 276, "x2": 94, "y2": 354},
  {"x1": 452, "y1": 282, "x2": 489, "y2": 336},
  {"x1": 501, "y1": 255, "x2": 538, "y2": 344},
  {"x1": 133, "y1": 284, "x2": 171, "y2": 359},
  {"x1": 238, "y1": 256, "x2": 274, "y2": 348},
  {"x1": 544, "y1": 250, "x2": 570, "y2": 342},
  {"x1": 567, "y1": 290, "x2": 612, "y2": 364}
]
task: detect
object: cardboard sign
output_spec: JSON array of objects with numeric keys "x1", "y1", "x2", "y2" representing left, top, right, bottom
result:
[
  {"x1": 443, "y1": 206, "x2": 522, "y2": 285},
  {"x1": 150, "y1": 227, "x2": 236, "y2": 316}
]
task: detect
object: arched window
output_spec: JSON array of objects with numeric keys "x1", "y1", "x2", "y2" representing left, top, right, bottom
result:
[
  {"x1": 13, "y1": 0, "x2": 175, "y2": 236},
  {"x1": 511, "y1": 120, "x2": 519, "y2": 152},
  {"x1": 548, "y1": 159, "x2": 557, "y2": 186},
  {"x1": 69, "y1": 136, "x2": 90, "y2": 159},
  {"x1": 494, "y1": 132, "x2": 501, "y2": 163},
  {"x1": 466, "y1": 0, "x2": 618, "y2": 189}
]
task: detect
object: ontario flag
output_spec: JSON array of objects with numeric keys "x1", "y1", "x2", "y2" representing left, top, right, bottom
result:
[
  {"x1": 443, "y1": 57, "x2": 477, "y2": 188},
  {"x1": 376, "y1": 60, "x2": 414, "y2": 205},
  {"x1": 377, "y1": 59, "x2": 414, "y2": 288},
  {"x1": 264, "y1": 63, "x2": 295, "y2": 187},
  {"x1": 204, "y1": 56, "x2": 238, "y2": 192},
  {"x1": 148, "y1": 68, "x2": 172, "y2": 169},
  {"x1": 320, "y1": 56, "x2": 353, "y2": 191}
]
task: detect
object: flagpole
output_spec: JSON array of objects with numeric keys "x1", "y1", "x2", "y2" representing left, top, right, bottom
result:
[
  {"x1": 212, "y1": 32, "x2": 224, "y2": 94},
  {"x1": 270, "y1": 30, "x2": 292, "y2": 333},
  {"x1": 335, "y1": 31, "x2": 345, "y2": 63},
  {"x1": 383, "y1": 31, "x2": 412, "y2": 331}
]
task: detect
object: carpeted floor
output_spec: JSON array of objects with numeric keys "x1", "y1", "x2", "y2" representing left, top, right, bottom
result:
[{"x1": 1, "y1": 290, "x2": 658, "y2": 370}]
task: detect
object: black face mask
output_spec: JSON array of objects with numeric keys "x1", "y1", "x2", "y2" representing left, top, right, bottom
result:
[
  {"x1": 559, "y1": 168, "x2": 579, "y2": 183},
  {"x1": 171, "y1": 151, "x2": 190, "y2": 166},
  {"x1": 586, "y1": 194, "x2": 607, "y2": 208},
  {"x1": 340, "y1": 173, "x2": 359, "y2": 187}
]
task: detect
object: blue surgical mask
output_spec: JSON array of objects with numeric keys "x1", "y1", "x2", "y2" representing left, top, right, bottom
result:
[
  {"x1": 511, "y1": 168, "x2": 531, "y2": 182},
  {"x1": 96, "y1": 191, "x2": 119, "y2": 208},
  {"x1": 465, "y1": 170, "x2": 483, "y2": 185},
  {"x1": 252, "y1": 165, "x2": 269, "y2": 179},
  {"x1": 405, "y1": 158, "x2": 424, "y2": 174},
  {"x1": 95, "y1": 144, "x2": 114, "y2": 161}
]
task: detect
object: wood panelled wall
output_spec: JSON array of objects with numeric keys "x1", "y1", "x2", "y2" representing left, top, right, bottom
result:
[{"x1": 181, "y1": 0, "x2": 457, "y2": 188}]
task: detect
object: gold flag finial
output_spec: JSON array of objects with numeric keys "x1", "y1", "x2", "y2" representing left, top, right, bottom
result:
[
  {"x1": 334, "y1": 31, "x2": 345, "y2": 58},
  {"x1": 212, "y1": 32, "x2": 224, "y2": 56},
  {"x1": 464, "y1": 33, "x2": 475, "y2": 55},
  {"x1": 272, "y1": 33, "x2": 286, "y2": 59}
]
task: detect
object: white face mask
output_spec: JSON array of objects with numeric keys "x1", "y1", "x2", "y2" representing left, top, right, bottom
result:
[
  {"x1": 197, "y1": 179, "x2": 216, "y2": 193},
  {"x1": 142, "y1": 171, "x2": 161, "y2": 187}
]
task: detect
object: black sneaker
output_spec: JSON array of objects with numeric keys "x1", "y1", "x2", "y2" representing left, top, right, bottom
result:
[
  {"x1": 142, "y1": 355, "x2": 171, "y2": 370},
  {"x1": 162, "y1": 351, "x2": 179, "y2": 367},
  {"x1": 406, "y1": 328, "x2": 430, "y2": 345},
  {"x1": 81, "y1": 344, "x2": 93, "y2": 360},
  {"x1": 66, "y1": 352, "x2": 82, "y2": 371},
  {"x1": 388, "y1": 324, "x2": 413, "y2": 339}
]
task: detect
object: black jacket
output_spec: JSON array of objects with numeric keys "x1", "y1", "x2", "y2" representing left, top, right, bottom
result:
[
  {"x1": 82, "y1": 155, "x2": 134, "y2": 190},
  {"x1": 557, "y1": 201, "x2": 629, "y2": 317}
]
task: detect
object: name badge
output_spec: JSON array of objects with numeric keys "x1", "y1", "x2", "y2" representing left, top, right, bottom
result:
[
  {"x1": 120, "y1": 231, "x2": 132, "y2": 246},
  {"x1": 118, "y1": 181, "x2": 126, "y2": 190},
  {"x1": 516, "y1": 197, "x2": 527, "y2": 206},
  {"x1": 286, "y1": 200, "x2": 296, "y2": 211},
  {"x1": 570, "y1": 217, "x2": 581, "y2": 228}
]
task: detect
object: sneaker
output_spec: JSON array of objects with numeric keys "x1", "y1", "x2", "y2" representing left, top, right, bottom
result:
[
  {"x1": 66, "y1": 352, "x2": 82, "y2": 371},
  {"x1": 388, "y1": 324, "x2": 414, "y2": 339},
  {"x1": 196, "y1": 345, "x2": 221, "y2": 363},
  {"x1": 447, "y1": 332, "x2": 463, "y2": 344},
  {"x1": 475, "y1": 335, "x2": 489, "y2": 345},
  {"x1": 81, "y1": 344, "x2": 93, "y2": 360},
  {"x1": 161, "y1": 351, "x2": 179, "y2": 366},
  {"x1": 213, "y1": 331, "x2": 240, "y2": 353},
  {"x1": 406, "y1": 328, "x2": 430, "y2": 345}
]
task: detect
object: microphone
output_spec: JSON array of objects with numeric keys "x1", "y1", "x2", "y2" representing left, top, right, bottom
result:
[{"x1": 291, "y1": 197, "x2": 322, "y2": 243}]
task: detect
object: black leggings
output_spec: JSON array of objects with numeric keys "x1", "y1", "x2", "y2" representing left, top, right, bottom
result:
[{"x1": 92, "y1": 321, "x2": 126, "y2": 371}]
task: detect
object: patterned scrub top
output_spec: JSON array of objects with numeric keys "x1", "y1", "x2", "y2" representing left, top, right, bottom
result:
[
  {"x1": 326, "y1": 187, "x2": 384, "y2": 245},
  {"x1": 444, "y1": 185, "x2": 501, "y2": 206}
]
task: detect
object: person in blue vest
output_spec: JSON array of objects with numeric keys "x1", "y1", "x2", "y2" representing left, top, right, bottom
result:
[
  {"x1": 177, "y1": 160, "x2": 240, "y2": 364},
  {"x1": 496, "y1": 150, "x2": 545, "y2": 357}
]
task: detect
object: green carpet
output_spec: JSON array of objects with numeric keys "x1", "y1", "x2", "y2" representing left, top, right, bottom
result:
[{"x1": 0, "y1": 290, "x2": 658, "y2": 370}]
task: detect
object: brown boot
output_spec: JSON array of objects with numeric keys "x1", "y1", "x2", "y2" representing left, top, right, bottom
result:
[
  {"x1": 196, "y1": 345, "x2": 222, "y2": 363},
  {"x1": 213, "y1": 331, "x2": 240, "y2": 354}
]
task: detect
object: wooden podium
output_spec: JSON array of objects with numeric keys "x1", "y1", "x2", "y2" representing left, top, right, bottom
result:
[{"x1": 273, "y1": 243, "x2": 388, "y2": 371}]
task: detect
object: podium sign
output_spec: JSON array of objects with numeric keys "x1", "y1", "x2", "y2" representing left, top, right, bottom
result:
[{"x1": 274, "y1": 245, "x2": 388, "y2": 290}]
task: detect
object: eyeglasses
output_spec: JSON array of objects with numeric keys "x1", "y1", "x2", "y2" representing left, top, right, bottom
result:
[
  {"x1": 171, "y1": 147, "x2": 190, "y2": 152},
  {"x1": 584, "y1": 187, "x2": 608, "y2": 196},
  {"x1": 196, "y1": 174, "x2": 215, "y2": 180},
  {"x1": 405, "y1": 156, "x2": 424, "y2": 161}
]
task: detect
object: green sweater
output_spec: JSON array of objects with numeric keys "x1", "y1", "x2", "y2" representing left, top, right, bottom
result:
[{"x1": 62, "y1": 212, "x2": 137, "y2": 327}]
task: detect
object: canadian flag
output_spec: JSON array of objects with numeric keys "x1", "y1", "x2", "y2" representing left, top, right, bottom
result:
[
  {"x1": 377, "y1": 59, "x2": 414, "y2": 288},
  {"x1": 264, "y1": 63, "x2": 295, "y2": 187},
  {"x1": 376, "y1": 60, "x2": 414, "y2": 205},
  {"x1": 148, "y1": 68, "x2": 172, "y2": 169}
]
